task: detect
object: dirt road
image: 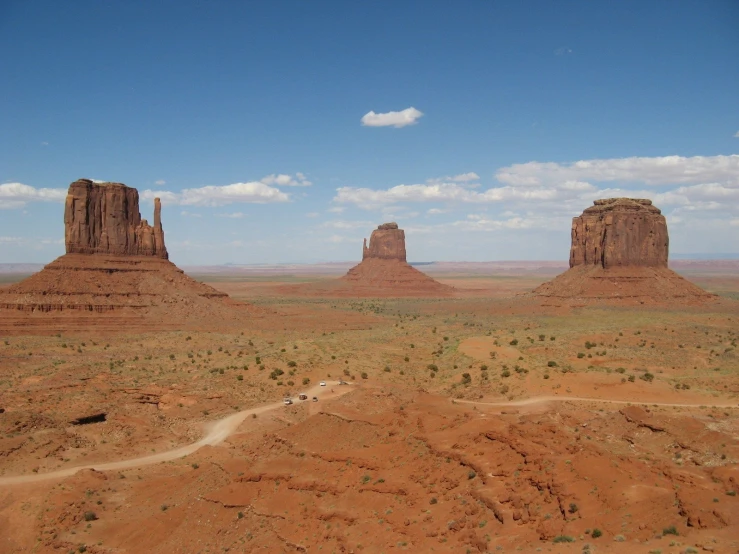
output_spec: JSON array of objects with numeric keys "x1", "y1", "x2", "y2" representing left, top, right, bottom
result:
[
  {"x1": 0, "y1": 381, "x2": 350, "y2": 486},
  {"x1": 455, "y1": 395, "x2": 739, "y2": 409}
]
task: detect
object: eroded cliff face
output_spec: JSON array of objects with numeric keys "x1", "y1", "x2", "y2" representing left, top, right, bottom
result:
[
  {"x1": 362, "y1": 222, "x2": 407, "y2": 261},
  {"x1": 569, "y1": 198, "x2": 668, "y2": 269},
  {"x1": 64, "y1": 179, "x2": 168, "y2": 258}
]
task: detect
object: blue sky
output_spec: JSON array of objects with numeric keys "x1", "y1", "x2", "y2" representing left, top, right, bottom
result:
[{"x1": 1, "y1": 0, "x2": 738, "y2": 264}]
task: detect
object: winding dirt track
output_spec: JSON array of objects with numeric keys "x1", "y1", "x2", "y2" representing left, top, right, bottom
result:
[
  {"x1": 455, "y1": 395, "x2": 739, "y2": 409},
  {"x1": 0, "y1": 382, "x2": 350, "y2": 486},
  {"x1": 3, "y1": 388, "x2": 736, "y2": 487}
]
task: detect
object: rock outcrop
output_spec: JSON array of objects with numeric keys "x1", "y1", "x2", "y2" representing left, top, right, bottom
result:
[
  {"x1": 65, "y1": 179, "x2": 168, "y2": 258},
  {"x1": 0, "y1": 179, "x2": 255, "y2": 333},
  {"x1": 362, "y1": 222, "x2": 407, "y2": 261},
  {"x1": 569, "y1": 198, "x2": 667, "y2": 269},
  {"x1": 534, "y1": 198, "x2": 713, "y2": 304},
  {"x1": 339, "y1": 223, "x2": 452, "y2": 297}
]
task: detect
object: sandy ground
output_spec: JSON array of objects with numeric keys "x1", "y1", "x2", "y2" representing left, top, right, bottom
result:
[{"x1": 1, "y1": 266, "x2": 739, "y2": 553}]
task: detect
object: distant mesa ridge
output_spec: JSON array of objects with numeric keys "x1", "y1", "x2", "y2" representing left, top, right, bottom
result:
[
  {"x1": 65, "y1": 178, "x2": 168, "y2": 258},
  {"x1": 534, "y1": 197, "x2": 713, "y2": 304}
]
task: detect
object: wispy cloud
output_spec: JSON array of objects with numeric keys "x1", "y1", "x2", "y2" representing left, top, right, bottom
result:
[
  {"x1": 734, "y1": 131, "x2": 739, "y2": 138},
  {"x1": 180, "y1": 211, "x2": 202, "y2": 218},
  {"x1": 155, "y1": 179, "x2": 166, "y2": 185},
  {"x1": 0, "y1": 183, "x2": 67, "y2": 209},
  {"x1": 260, "y1": 173, "x2": 312, "y2": 187},
  {"x1": 496, "y1": 154, "x2": 739, "y2": 187},
  {"x1": 361, "y1": 107, "x2": 424, "y2": 128},
  {"x1": 142, "y1": 181, "x2": 290, "y2": 207},
  {"x1": 554, "y1": 47, "x2": 573, "y2": 56},
  {"x1": 216, "y1": 212, "x2": 244, "y2": 218}
]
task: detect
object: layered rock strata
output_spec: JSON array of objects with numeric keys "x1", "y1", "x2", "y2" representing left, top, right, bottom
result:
[
  {"x1": 65, "y1": 179, "x2": 168, "y2": 258},
  {"x1": 534, "y1": 198, "x2": 712, "y2": 304}
]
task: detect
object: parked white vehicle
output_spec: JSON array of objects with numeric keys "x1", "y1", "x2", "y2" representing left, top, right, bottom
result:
[
  {"x1": 319, "y1": 381, "x2": 326, "y2": 386},
  {"x1": 283, "y1": 398, "x2": 293, "y2": 405}
]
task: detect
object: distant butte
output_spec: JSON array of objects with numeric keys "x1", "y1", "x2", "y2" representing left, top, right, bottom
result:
[
  {"x1": 0, "y1": 179, "x2": 252, "y2": 334},
  {"x1": 341, "y1": 222, "x2": 452, "y2": 296},
  {"x1": 533, "y1": 198, "x2": 714, "y2": 304}
]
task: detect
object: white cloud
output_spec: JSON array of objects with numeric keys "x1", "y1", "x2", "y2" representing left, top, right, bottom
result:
[
  {"x1": 734, "y1": 131, "x2": 739, "y2": 138},
  {"x1": 260, "y1": 173, "x2": 312, "y2": 187},
  {"x1": 426, "y1": 172, "x2": 480, "y2": 185},
  {"x1": 142, "y1": 181, "x2": 290, "y2": 207},
  {"x1": 451, "y1": 172, "x2": 479, "y2": 182},
  {"x1": 496, "y1": 154, "x2": 739, "y2": 187},
  {"x1": 361, "y1": 107, "x2": 424, "y2": 128},
  {"x1": 554, "y1": 47, "x2": 573, "y2": 56},
  {"x1": 155, "y1": 179, "x2": 166, "y2": 185},
  {"x1": 0, "y1": 182, "x2": 67, "y2": 209},
  {"x1": 427, "y1": 208, "x2": 447, "y2": 215},
  {"x1": 180, "y1": 211, "x2": 202, "y2": 218},
  {"x1": 216, "y1": 212, "x2": 244, "y2": 218},
  {"x1": 334, "y1": 182, "x2": 568, "y2": 208},
  {"x1": 453, "y1": 215, "x2": 564, "y2": 232},
  {"x1": 327, "y1": 206, "x2": 345, "y2": 214}
]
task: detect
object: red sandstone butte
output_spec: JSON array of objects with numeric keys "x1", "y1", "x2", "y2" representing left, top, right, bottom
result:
[
  {"x1": 534, "y1": 198, "x2": 712, "y2": 304},
  {"x1": 362, "y1": 222, "x2": 407, "y2": 261},
  {"x1": 341, "y1": 223, "x2": 452, "y2": 296},
  {"x1": 569, "y1": 198, "x2": 668, "y2": 269},
  {"x1": 0, "y1": 179, "x2": 255, "y2": 333},
  {"x1": 65, "y1": 178, "x2": 168, "y2": 258}
]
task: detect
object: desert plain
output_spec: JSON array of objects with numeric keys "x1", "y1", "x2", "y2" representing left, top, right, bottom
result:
[{"x1": 2, "y1": 259, "x2": 739, "y2": 554}]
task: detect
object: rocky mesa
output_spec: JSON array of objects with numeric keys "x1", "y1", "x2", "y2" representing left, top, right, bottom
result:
[
  {"x1": 534, "y1": 198, "x2": 713, "y2": 304},
  {"x1": 341, "y1": 222, "x2": 452, "y2": 296},
  {"x1": 569, "y1": 198, "x2": 668, "y2": 269},
  {"x1": 65, "y1": 179, "x2": 168, "y2": 258},
  {"x1": 0, "y1": 179, "x2": 253, "y2": 334}
]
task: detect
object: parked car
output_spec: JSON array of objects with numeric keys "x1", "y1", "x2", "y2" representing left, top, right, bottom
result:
[
  {"x1": 298, "y1": 394, "x2": 308, "y2": 400},
  {"x1": 283, "y1": 398, "x2": 292, "y2": 405},
  {"x1": 312, "y1": 396, "x2": 318, "y2": 402},
  {"x1": 319, "y1": 381, "x2": 327, "y2": 387}
]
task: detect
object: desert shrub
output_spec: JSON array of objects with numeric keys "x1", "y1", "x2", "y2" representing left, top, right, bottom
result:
[
  {"x1": 539, "y1": 334, "x2": 545, "y2": 341},
  {"x1": 553, "y1": 536, "x2": 574, "y2": 543},
  {"x1": 430, "y1": 497, "x2": 438, "y2": 504},
  {"x1": 628, "y1": 375, "x2": 635, "y2": 382},
  {"x1": 236, "y1": 375, "x2": 243, "y2": 381},
  {"x1": 585, "y1": 341, "x2": 596, "y2": 349},
  {"x1": 287, "y1": 360, "x2": 297, "y2": 367},
  {"x1": 83, "y1": 511, "x2": 97, "y2": 522},
  {"x1": 509, "y1": 339, "x2": 519, "y2": 346},
  {"x1": 501, "y1": 369, "x2": 511, "y2": 378},
  {"x1": 662, "y1": 525, "x2": 678, "y2": 536},
  {"x1": 577, "y1": 353, "x2": 585, "y2": 358},
  {"x1": 591, "y1": 528, "x2": 602, "y2": 538},
  {"x1": 615, "y1": 367, "x2": 626, "y2": 373},
  {"x1": 550, "y1": 336, "x2": 556, "y2": 341},
  {"x1": 427, "y1": 364, "x2": 439, "y2": 371},
  {"x1": 383, "y1": 365, "x2": 391, "y2": 372},
  {"x1": 568, "y1": 502, "x2": 578, "y2": 513},
  {"x1": 361, "y1": 372, "x2": 368, "y2": 379},
  {"x1": 480, "y1": 364, "x2": 488, "y2": 371},
  {"x1": 547, "y1": 361, "x2": 557, "y2": 367},
  {"x1": 640, "y1": 372, "x2": 654, "y2": 382},
  {"x1": 302, "y1": 377, "x2": 310, "y2": 385},
  {"x1": 461, "y1": 373, "x2": 471, "y2": 384},
  {"x1": 468, "y1": 470, "x2": 476, "y2": 479}
]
